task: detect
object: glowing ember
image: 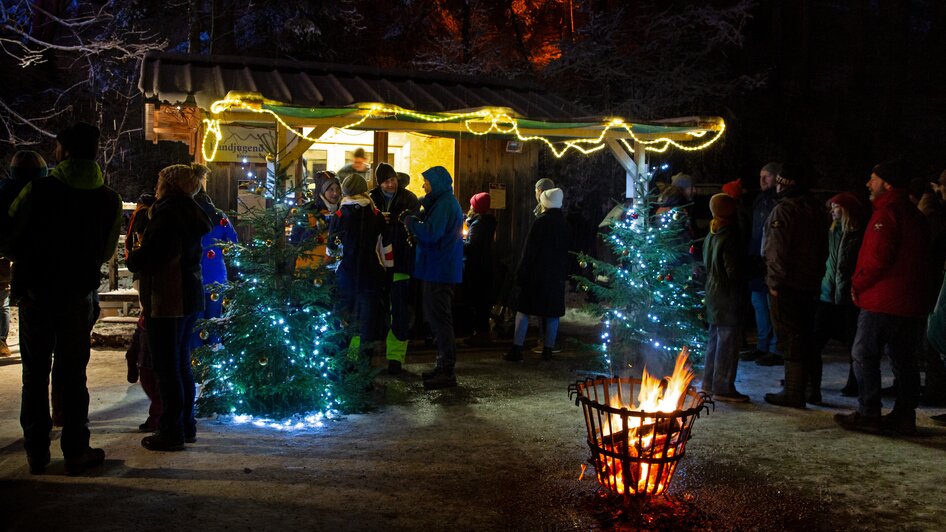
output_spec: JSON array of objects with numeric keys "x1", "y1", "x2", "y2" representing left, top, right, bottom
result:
[{"x1": 570, "y1": 347, "x2": 708, "y2": 499}]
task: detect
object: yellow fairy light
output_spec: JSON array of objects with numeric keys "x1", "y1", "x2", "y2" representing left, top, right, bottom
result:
[
  {"x1": 201, "y1": 118, "x2": 223, "y2": 162},
  {"x1": 202, "y1": 95, "x2": 725, "y2": 162}
]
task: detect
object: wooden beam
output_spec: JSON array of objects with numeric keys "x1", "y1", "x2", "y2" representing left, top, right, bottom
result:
[{"x1": 606, "y1": 139, "x2": 637, "y2": 200}]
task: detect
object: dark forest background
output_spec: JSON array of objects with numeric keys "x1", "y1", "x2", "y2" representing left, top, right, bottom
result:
[{"x1": 2, "y1": 0, "x2": 945, "y2": 203}]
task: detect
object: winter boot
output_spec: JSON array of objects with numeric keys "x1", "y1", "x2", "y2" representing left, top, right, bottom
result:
[
  {"x1": 764, "y1": 361, "x2": 807, "y2": 409},
  {"x1": 840, "y1": 361, "x2": 858, "y2": 397},
  {"x1": 423, "y1": 370, "x2": 457, "y2": 390},
  {"x1": 503, "y1": 345, "x2": 523, "y2": 362},
  {"x1": 806, "y1": 358, "x2": 823, "y2": 405},
  {"x1": 881, "y1": 409, "x2": 917, "y2": 436},
  {"x1": 421, "y1": 365, "x2": 445, "y2": 381}
]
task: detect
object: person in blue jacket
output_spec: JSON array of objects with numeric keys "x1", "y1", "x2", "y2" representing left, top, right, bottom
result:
[
  {"x1": 402, "y1": 166, "x2": 463, "y2": 389},
  {"x1": 190, "y1": 165, "x2": 239, "y2": 349}
]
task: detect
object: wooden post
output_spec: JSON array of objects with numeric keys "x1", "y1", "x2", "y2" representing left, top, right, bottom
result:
[
  {"x1": 634, "y1": 142, "x2": 648, "y2": 198},
  {"x1": 605, "y1": 139, "x2": 637, "y2": 199},
  {"x1": 373, "y1": 131, "x2": 389, "y2": 164}
]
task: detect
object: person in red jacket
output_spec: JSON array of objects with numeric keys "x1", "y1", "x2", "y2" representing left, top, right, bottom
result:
[{"x1": 835, "y1": 159, "x2": 931, "y2": 435}]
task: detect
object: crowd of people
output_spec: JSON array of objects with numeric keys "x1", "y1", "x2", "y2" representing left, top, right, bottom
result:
[
  {"x1": 700, "y1": 159, "x2": 946, "y2": 436},
  {"x1": 4, "y1": 121, "x2": 944, "y2": 477}
]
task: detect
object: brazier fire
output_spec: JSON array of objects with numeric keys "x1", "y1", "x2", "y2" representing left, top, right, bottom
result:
[{"x1": 569, "y1": 348, "x2": 710, "y2": 499}]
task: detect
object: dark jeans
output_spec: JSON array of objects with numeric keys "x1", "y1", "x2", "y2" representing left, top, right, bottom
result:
[
  {"x1": 702, "y1": 324, "x2": 741, "y2": 395},
  {"x1": 422, "y1": 281, "x2": 456, "y2": 373},
  {"x1": 19, "y1": 292, "x2": 96, "y2": 459},
  {"x1": 770, "y1": 288, "x2": 818, "y2": 368},
  {"x1": 146, "y1": 314, "x2": 198, "y2": 439},
  {"x1": 335, "y1": 272, "x2": 381, "y2": 347},
  {"x1": 852, "y1": 310, "x2": 923, "y2": 417}
]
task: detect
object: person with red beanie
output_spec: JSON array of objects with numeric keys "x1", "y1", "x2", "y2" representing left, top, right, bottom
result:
[
  {"x1": 701, "y1": 193, "x2": 749, "y2": 402},
  {"x1": 463, "y1": 192, "x2": 497, "y2": 346},
  {"x1": 809, "y1": 192, "x2": 867, "y2": 403}
]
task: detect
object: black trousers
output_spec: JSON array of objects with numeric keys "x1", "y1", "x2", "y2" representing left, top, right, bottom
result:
[
  {"x1": 146, "y1": 314, "x2": 198, "y2": 439},
  {"x1": 422, "y1": 281, "x2": 456, "y2": 373},
  {"x1": 19, "y1": 292, "x2": 96, "y2": 459}
]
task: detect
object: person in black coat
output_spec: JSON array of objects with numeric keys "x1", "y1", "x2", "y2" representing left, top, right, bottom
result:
[
  {"x1": 127, "y1": 164, "x2": 212, "y2": 452},
  {"x1": 463, "y1": 192, "x2": 497, "y2": 346},
  {"x1": 504, "y1": 188, "x2": 569, "y2": 361},
  {"x1": 329, "y1": 173, "x2": 385, "y2": 358},
  {"x1": 368, "y1": 164, "x2": 419, "y2": 374}
]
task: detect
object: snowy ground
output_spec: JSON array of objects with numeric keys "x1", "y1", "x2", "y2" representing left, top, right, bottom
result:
[{"x1": 1, "y1": 311, "x2": 945, "y2": 530}]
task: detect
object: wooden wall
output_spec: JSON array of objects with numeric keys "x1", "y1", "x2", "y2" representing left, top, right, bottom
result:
[{"x1": 454, "y1": 136, "x2": 540, "y2": 289}]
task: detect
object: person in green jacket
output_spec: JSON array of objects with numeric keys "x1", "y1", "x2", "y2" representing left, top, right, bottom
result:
[
  {"x1": 809, "y1": 192, "x2": 867, "y2": 403},
  {"x1": 701, "y1": 193, "x2": 748, "y2": 402}
]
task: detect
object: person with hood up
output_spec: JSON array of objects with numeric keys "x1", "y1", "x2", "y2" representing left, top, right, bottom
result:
[
  {"x1": 3, "y1": 122, "x2": 122, "y2": 474},
  {"x1": 402, "y1": 166, "x2": 464, "y2": 389},
  {"x1": 809, "y1": 192, "x2": 867, "y2": 402},
  {"x1": 293, "y1": 171, "x2": 341, "y2": 271},
  {"x1": 328, "y1": 173, "x2": 385, "y2": 360},
  {"x1": 762, "y1": 163, "x2": 830, "y2": 409},
  {"x1": 463, "y1": 192, "x2": 497, "y2": 346},
  {"x1": 835, "y1": 159, "x2": 931, "y2": 435},
  {"x1": 504, "y1": 188, "x2": 569, "y2": 362},
  {"x1": 368, "y1": 164, "x2": 419, "y2": 374},
  {"x1": 127, "y1": 164, "x2": 212, "y2": 452},
  {"x1": 701, "y1": 193, "x2": 749, "y2": 402},
  {"x1": 191, "y1": 165, "x2": 239, "y2": 349}
]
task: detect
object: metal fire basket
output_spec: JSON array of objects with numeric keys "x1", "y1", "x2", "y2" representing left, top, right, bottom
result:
[{"x1": 569, "y1": 376, "x2": 711, "y2": 498}]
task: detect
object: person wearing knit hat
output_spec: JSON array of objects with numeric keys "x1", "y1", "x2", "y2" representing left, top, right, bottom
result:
[
  {"x1": 4, "y1": 121, "x2": 122, "y2": 469},
  {"x1": 836, "y1": 159, "x2": 931, "y2": 434},
  {"x1": 1, "y1": 150, "x2": 49, "y2": 359},
  {"x1": 55, "y1": 121, "x2": 100, "y2": 161},
  {"x1": 463, "y1": 192, "x2": 497, "y2": 347},
  {"x1": 721, "y1": 179, "x2": 743, "y2": 200},
  {"x1": 341, "y1": 172, "x2": 369, "y2": 198},
  {"x1": 368, "y1": 164, "x2": 420, "y2": 375},
  {"x1": 539, "y1": 188, "x2": 564, "y2": 210},
  {"x1": 806, "y1": 191, "x2": 867, "y2": 402},
  {"x1": 701, "y1": 193, "x2": 748, "y2": 402},
  {"x1": 534, "y1": 178, "x2": 555, "y2": 216},
  {"x1": 402, "y1": 166, "x2": 464, "y2": 389},
  {"x1": 870, "y1": 159, "x2": 911, "y2": 190},
  {"x1": 505, "y1": 187, "x2": 568, "y2": 362},
  {"x1": 470, "y1": 192, "x2": 491, "y2": 214},
  {"x1": 290, "y1": 171, "x2": 341, "y2": 272},
  {"x1": 762, "y1": 163, "x2": 830, "y2": 409},
  {"x1": 315, "y1": 172, "x2": 341, "y2": 211},
  {"x1": 327, "y1": 165, "x2": 386, "y2": 366}
]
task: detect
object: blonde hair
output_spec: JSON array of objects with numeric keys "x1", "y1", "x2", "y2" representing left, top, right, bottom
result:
[
  {"x1": 830, "y1": 204, "x2": 859, "y2": 232},
  {"x1": 11, "y1": 150, "x2": 47, "y2": 169},
  {"x1": 156, "y1": 164, "x2": 201, "y2": 198}
]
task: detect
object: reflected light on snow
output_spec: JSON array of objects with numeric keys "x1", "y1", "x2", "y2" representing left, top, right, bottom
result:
[{"x1": 222, "y1": 411, "x2": 332, "y2": 431}]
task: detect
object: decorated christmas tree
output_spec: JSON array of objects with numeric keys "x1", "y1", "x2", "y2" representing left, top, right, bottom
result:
[
  {"x1": 575, "y1": 177, "x2": 707, "y2": 375},
  {"x1": 192, "y1": 159, "x2": 371, "y2": 420}
]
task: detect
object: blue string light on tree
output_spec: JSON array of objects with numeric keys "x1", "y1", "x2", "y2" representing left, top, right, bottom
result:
[{"x1": 574, "y1": 169, "x2": 706, "y2": 375}]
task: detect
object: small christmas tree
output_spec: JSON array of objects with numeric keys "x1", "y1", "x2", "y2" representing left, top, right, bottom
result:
[
  {"x1": 575, "y1": 179, "x2": 706, "y2": 374},
  {"x1": 193, "y1": 159, "x2": 371, "y2": 419}
]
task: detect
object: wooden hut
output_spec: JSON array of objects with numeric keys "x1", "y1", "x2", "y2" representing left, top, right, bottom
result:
[{"x1": 138, "y1": 52, "x2": 724, "y2": 270}]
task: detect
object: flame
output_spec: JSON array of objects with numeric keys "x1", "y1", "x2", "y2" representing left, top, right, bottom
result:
[{"x1": 598, "y1": 347, "x2": 694, "y2": 495}]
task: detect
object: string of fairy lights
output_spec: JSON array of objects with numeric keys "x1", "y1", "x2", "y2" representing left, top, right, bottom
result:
[{"x1": 199, "y1": 96, "x2": 725, "y2": 162}]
